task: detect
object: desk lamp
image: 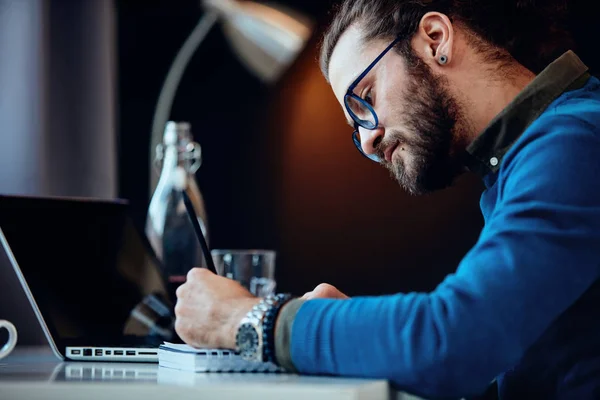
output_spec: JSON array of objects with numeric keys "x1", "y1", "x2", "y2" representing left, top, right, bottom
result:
[{"x1": 149, "y1": 0, "x2": 314, "y2": 193}]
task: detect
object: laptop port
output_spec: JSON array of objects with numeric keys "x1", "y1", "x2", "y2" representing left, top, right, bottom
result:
[
  {"x1": 138, "y1": 351, "x2": 156, "y2": 356},
  {"x1": 71, "y1": 350, "x2": 81, "y2": 355},
  {"x1": 114, "y1": 350, "x2": 123, "y2": 356},
  {"x1": 105, "y1": 350, "x2": 112, "y2": 355},
  {"x1": 83, "y1": 349, "x2": 92, "y2": 356},
  {"x1": 126, "y1": 351, "x2": 135, "y2": 356},
  {"x1": 95, "y1": 349, "x2": 103, "y2": 356}
]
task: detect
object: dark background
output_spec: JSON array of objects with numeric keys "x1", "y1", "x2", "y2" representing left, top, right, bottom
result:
[
  {"x1": 116, "y1": 0, "x2": 599, "y2": 297},
  {"x1": 117, "y1": 0, "x2": 482, "y2": 297},
  {"x1": 1, "y1": 0, "x2": 598, "y2": 352}
]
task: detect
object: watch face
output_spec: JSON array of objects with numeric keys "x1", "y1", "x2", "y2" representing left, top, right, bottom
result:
[{"x1": 236, "y1": 323, "x2": 259, "y2": 359}]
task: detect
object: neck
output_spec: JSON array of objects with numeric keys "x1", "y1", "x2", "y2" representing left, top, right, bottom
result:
[{"x1": 452, "y1": 61, "x2": 536, "y2": 144}]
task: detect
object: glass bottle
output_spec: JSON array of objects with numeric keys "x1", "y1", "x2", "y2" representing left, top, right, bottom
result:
[{"x1": 146, "y1": 122, "x2": 208, "y2": 299}]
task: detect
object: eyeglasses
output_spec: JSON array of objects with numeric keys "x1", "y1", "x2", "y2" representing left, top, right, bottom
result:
[{"x1": 345, "y1": 36, "x2": 402, "y2": 163}]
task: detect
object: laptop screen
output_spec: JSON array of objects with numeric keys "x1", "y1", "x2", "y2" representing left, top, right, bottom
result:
[{"x1": 0, "y1": 195, "x2": 174, "y2": 351}]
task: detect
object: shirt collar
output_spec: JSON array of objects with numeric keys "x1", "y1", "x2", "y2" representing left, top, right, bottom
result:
[{"x1": 464, "y1": 51, "x2": 590, "y2": 178}]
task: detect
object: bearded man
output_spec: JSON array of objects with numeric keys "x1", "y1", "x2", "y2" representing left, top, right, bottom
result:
[{"x1": 174, "y1": 1, "x2": 600, "y2": 398}]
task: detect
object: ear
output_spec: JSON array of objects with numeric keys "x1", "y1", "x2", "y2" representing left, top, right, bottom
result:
[{"x1": 414, "y1": 12, "x2": 454, "y2": 66}]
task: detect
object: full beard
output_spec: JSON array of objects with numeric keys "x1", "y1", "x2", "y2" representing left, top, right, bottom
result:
[{"x1": 377, "y1": 56, "x2": 467, "y2": 195}]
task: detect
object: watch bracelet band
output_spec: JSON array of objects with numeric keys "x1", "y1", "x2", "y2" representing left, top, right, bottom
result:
[
  {"x1": 262, "y1": 293, "x2": 293, "y2": 364},
  {"x1": 236, "y1": 295, "x2": 280, "y2": 360}
]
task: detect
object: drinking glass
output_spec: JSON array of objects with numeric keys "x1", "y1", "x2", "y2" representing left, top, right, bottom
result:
[{"x1": 211, "y1": 250, "x2": 276, "y2": 297}]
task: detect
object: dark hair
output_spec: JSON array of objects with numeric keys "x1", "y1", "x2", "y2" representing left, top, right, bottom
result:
[{"x1": 319, "y1": 0, "x2": 574, "y2": 81}]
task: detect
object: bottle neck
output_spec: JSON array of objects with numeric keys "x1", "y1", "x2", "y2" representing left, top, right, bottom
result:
[{"x1": 162, "y1": 143, "x2": 181, "y2": 169}]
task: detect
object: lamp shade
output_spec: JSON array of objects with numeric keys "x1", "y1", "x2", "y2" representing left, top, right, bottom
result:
[{"x1": 204, "y1": 0, "x2": 313, "y2": 82}]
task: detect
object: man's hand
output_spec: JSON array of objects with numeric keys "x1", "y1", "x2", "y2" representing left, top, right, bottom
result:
[
  {"x1": 174, "y1": 268, "x2": 259, "y2": 349},
  {"x1": 302, "y1": 283, "x2": 349, "y2": 300}
]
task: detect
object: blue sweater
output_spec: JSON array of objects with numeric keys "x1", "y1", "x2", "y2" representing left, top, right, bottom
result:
[{"x1": 286, "y1": 59, "x2": 600, "y2": 398}]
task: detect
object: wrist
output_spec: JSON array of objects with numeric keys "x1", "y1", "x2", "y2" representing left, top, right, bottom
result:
[
  {"x1": 273, "y1": 298, "x2": 305, "y2": 371},
  {"x1": 233, "y1": 294, "x2": 293, "y2": 362},
  {"x1": 224, "y1": 297, "x2": 260, "y2": 349},
  {"x1": 262, "y1": 293, "x2": 293, "y2": 363}
]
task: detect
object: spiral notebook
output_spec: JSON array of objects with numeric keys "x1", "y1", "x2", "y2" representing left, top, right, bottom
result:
[{"x1": 158, "y1": 342, "x2": 286, "y2": 373}]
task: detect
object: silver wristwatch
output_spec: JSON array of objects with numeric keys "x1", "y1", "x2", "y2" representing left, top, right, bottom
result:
[{"x1": 235, "y1": 295, "x2": 279, "y2": 362}]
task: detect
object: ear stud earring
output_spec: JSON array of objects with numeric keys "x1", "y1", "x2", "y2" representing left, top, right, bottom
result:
[{"x1": 438, "y1": 55, "x2": 448, "y2": 65}]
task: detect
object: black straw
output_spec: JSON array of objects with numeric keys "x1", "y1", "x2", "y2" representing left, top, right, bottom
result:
[{"x1": 181, "y1": 190, "x2": 218, "y2": 274}]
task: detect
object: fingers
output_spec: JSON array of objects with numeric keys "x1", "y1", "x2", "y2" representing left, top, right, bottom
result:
[
  {"x1": 174, "y1": 316, "x2": 191, "y2": 344},
  {"x1": 174, "y1": 303, "x2": 198, "y2": 346},
  {"x1": 302, "y1": 283, "x2": 349, "y2": 300},
  {"x1": 176, "y1": 268, "x2": 212, "y2": 296},
  {"x1": 174, "y1": 316, "x2": 209, "y2": 349},
  {"x1": 174, "y1": 266, "x2": 253, "y2": 349},
  {"x1": 313, "y1": 283, "x2": 337, "y2": 297},
  {"x1": 186, "y1": 267, "x2": 213, "y2": 282},
  {"x1": 174, "y1": 268, "x2": 211, "y2": 346}
]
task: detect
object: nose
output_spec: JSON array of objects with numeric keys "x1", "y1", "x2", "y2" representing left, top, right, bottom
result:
[{"x1": 358, "y1": 125, "x2": 384, "y2": 157}]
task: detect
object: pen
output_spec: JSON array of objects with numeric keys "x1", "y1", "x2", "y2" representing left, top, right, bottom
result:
[{"x1": 181, "y1": 190, "x2": 218, "y2": 275}]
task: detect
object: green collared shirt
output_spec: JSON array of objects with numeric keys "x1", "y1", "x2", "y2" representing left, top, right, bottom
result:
[
  {"x1": 464, "y1": 50, "x2": 590, "y2": 178},
  {"x1": 274, "y1": 50, "x2": 591, "y2": 373}
]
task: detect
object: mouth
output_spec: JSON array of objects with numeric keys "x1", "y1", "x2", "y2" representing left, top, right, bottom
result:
[{"x1": 384, "y1": 142, "x2": 400, "y2": 163}]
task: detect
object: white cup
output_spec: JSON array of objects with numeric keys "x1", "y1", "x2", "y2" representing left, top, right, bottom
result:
[{"x1": 0, "y1": 320, "x2": 17, "y2": 360}]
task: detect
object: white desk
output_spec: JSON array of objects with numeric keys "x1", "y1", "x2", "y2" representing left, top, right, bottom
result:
[{"x1": 0, "y1": 347, "x2": 425, "y2": 400}]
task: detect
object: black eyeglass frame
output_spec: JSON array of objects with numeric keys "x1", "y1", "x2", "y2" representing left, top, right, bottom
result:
[{"x1": 344, "y1": 36, "x2": 403, "y2": 162}]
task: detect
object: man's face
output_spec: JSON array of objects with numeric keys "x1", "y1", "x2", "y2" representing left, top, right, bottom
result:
[{"x1": 329, "y1": 25, "x2": 467, "y2": 195}]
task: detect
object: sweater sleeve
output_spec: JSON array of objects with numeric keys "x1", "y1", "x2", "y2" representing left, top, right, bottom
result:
[{"x1": 276, "y1": 115, "x2": 600, "y2": 399}]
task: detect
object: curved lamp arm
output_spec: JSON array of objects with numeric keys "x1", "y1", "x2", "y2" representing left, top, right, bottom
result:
[
  {"x1": 148, "y1": 1, "x2": 313, "y2": 196},
  {"x1": 149, "y1": 11, "x2": 219, "y2": 195}
]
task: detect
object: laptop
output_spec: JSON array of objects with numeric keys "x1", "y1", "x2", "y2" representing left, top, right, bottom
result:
[{"x1": 0, "y1": 194, "x2": 177, "y2": 362}]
